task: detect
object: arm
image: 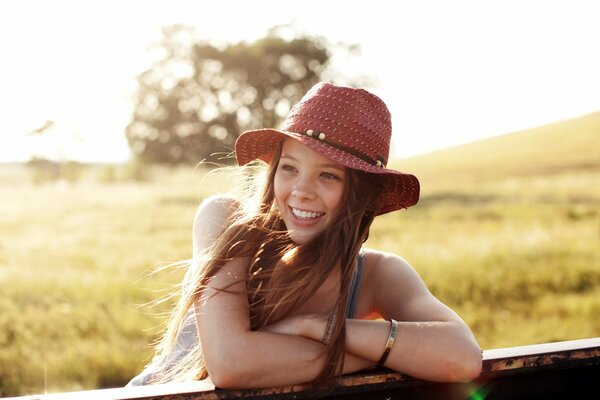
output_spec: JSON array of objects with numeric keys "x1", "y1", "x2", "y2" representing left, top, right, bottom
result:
[
  {"x1": 195, "y1": 257, "x2": 373, "y2": 388},
  {"x1": 348, "y1": 250, "x2": 482, "y2": 381},
  {"x1": 190, "y1": 196, "x2": 371, "y2": 388},
  {"x1": 270, "y1": 250, "x2": 482, "y2": 382},
  {"x1": 192, "y1": 194, "x2": 240, "y2": 256},
  {"x1": 183, "y1": 194, "x2": 240, "y2": 289}
]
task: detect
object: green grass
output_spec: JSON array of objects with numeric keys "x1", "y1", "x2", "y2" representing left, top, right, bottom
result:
[
  {"x1": 0, "y1": 166, "x2": 226, "y2": 396},
  {"x1": 1, "y1": 113, "x2": 599, "y2": 396},
  {"x1": 392, "y1": 111, "x2": 600, "y2": 183}
]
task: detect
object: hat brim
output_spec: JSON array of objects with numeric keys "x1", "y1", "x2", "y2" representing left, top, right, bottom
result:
[{"x1": 235, "y1": 128, "x2": 420, "y2": 215}]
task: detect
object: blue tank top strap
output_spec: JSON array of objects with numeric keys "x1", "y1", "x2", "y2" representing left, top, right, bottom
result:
[{"x1": 346, "y1": 251, "x2": 365, "y2": 319}]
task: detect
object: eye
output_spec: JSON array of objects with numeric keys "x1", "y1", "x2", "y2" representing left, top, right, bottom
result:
[
  {"x1": 320, "y1": 172, "x2": 341, "y2": 181},
  {"x1": 279, "y1": 163, "x2": 297, "y2": 174}
]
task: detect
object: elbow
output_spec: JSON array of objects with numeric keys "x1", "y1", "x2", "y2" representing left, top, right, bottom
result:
[
  {"x1": 457, "y1": 355, "x2": 483, "y2": 382},
  {"x1": 209, "y1": 370, "x2": 243, "y2": 390},
  {"x1": 207, "y1": 360, "x2": 249, "y2": 389},
  {"x1": 445, "y1": 345, "x2": 483, "y2": 382},
  {"x1": 201, "y1": 330, "x2": 261, "y2": 389},
  {"x1": 205, "y1": 348, "x2": 256, "y2": 389},
  {"x1": 441, "y1": 325, "x2": 483, "y2": 382}
]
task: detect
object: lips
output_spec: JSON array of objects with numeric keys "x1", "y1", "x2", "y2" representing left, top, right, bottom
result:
[{"x1": 290, "y1": 207, "x2": 325, "y2": 220}]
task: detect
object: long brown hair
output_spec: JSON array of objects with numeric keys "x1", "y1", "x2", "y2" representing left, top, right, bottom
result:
[{"x1": 152, "y1": 140, "x2": 383, "y2": 383}]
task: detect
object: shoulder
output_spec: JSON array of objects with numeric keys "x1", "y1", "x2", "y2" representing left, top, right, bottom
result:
[
  {"x1": 362, "y1": 248, "x2": 423, "y2": 293},
  {"x1": 360, "y1": 248, "x2": 432, "y2": 317},
  {"x1": 362, "y1": 248, "x2": 415, "y2": 280},
  {"x1": 194, "y1": 194, "x2": 241, "y2": 223},
  {"x1": 193, "y1": 194, "x2": 241, "y2": 254}
]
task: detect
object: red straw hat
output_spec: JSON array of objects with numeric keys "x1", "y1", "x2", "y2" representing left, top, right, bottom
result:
[{"x1": 235, "y1": 82, "x2": 420, "y2": 215}]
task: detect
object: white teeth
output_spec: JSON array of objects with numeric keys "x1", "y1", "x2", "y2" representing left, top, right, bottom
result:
[{"x1": 291, "y1": 207, "x2": 324, "y2": 219}]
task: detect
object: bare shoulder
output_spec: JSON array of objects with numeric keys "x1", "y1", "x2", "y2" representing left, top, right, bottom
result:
[
  {"x1": 195, "y1": 194, "x2": 240, "y2": 219},
  {"x1": 193, "y1": 194, "x2": 241, "y2": 254},
  {"x1": 362, "y1": 248, "x2": 418, "y2": 282},
  {"x1": 360, "y1": 248, "x2": 436, "y2": 319}
]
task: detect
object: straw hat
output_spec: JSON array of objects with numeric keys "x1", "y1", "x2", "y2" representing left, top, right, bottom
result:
[{"x1": 235, "y1": 82, "x2": 419, "y2": 215}]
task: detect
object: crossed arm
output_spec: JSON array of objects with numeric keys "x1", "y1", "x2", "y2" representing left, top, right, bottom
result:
[
  {"x1": 195, "y1": 256, "x2": 375, "y2": 388},
  {"x1": 192, "y1": 196, "x2": 482, "y2": 389},
  {"x1": 263, "y1": 251, "x2": 483, "y2": 382}
]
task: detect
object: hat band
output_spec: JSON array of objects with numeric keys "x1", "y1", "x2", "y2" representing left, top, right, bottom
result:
[{"x1": 302, "y1": 129, "x2": 386, "y2": 168}]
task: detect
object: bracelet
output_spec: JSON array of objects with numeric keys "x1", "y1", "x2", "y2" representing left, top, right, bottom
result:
[
  {"x1": 322, "y1": 311, "x2": 337, "y2": 345},
  {"x1": 377, "y1": 319, "x2": 398, "y2": 366}
]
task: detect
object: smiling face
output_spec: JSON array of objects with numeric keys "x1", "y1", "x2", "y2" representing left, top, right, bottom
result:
[{"x1": 273, "y1": 139, "x2": 346, "y2": 244}]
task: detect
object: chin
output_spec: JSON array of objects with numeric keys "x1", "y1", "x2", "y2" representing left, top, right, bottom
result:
[
  {"x1": 288, "y1": 231, "x2": 313, "y2": 244},
  {"x1": 287, "y1": 227, "x2": 324, "y2": 244}
]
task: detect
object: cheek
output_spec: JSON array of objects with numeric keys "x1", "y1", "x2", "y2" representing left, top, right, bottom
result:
[
  {"x1": 325, "y1": 185, "x2": 345, "y2": 212},
  {"x1": 273, "y1": 174, "x2": 287, "y2": 207}
]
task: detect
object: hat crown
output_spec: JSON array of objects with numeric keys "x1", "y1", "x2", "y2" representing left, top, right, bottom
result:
[{"x1": 280, "y1": 82, "x2": 392, "y2": 165}]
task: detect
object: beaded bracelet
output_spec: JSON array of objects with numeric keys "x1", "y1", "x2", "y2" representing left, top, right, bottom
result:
[{"x1": 377, "y1": 319, "x2": 398, "y2": 366}]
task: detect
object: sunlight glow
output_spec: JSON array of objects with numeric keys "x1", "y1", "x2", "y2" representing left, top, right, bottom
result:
[{"x1": 1, "y1": 0, "x2": 599, "y2": 163}]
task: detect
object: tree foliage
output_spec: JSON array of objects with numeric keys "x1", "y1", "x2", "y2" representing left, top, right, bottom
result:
[{"x1": 126, "y1": 25, "x2": 338, "y2": 164}]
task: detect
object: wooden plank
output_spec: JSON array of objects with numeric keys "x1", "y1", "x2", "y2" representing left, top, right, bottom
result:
[{"x1": 9, "y1": 337, "x2": 600, "y2": 400}]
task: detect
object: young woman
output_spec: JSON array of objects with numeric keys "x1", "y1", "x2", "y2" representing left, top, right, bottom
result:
[{"x1": 128, "y1": 82, "x2": 482, "y2": 388}]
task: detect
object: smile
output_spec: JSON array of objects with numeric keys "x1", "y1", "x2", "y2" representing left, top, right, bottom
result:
[{"x1": 290, "y1": 207, "x2": 325, "y2": 220}]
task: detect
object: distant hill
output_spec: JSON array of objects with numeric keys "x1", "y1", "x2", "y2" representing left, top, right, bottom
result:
[{"x1": 392, "y1": 111, "x2": 600, "y2": 183}]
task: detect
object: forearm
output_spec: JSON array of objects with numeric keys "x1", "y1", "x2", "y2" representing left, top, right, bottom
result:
[
  {"x1": 302, "y1": 318, "x2": 481, "y2": 382},
  {"x1": 343, "y1": 319, "x2": 481, "y2": 381},
  {"x1": 206, "y1": 329, "x2": 372, "y2": 388}
]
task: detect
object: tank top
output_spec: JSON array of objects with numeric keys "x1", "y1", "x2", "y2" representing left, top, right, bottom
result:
[{"x1": 127, "y1": 253, "x2": 365, "y2": 386}]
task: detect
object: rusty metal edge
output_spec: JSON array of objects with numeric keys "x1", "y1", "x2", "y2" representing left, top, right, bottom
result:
[{"x1": 9, "y1": 337, "x2": 600, "y2": 400}]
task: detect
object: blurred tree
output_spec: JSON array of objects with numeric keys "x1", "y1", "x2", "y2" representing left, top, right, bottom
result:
[
  {"x1": 126, "y1": 25, "x2": 351, "y2": 164},
  {"x1": 26, "y1": 119, "x2": 85, "y2": 183}
]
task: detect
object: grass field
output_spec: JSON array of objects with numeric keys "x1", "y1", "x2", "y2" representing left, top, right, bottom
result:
[{"x1": 1, "y1": 112, "x2": 599, "y2": 396}]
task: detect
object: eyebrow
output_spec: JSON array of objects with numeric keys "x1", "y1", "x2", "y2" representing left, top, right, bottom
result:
[{"x1": 280, "y1": 154, "x2": 345, "y2": 172}]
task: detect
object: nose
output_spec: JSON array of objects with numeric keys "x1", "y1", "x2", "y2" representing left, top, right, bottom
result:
[{"x1": 291, "y1": 176, "x2": 316, "y2": 201}]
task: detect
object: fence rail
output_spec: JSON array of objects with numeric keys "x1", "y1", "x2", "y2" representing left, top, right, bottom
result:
[{"x1": 10, "y1": 337, "x2": 600, "y2": 400}]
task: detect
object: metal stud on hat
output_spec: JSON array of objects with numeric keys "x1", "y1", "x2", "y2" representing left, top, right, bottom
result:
[{"x1": 235, "y1": 82, "x2": 420, "y2": 215}]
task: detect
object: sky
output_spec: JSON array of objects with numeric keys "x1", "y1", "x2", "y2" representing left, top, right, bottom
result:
[{"x1": 1, "y1": 0, "x2": 599, "y2": 163}]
